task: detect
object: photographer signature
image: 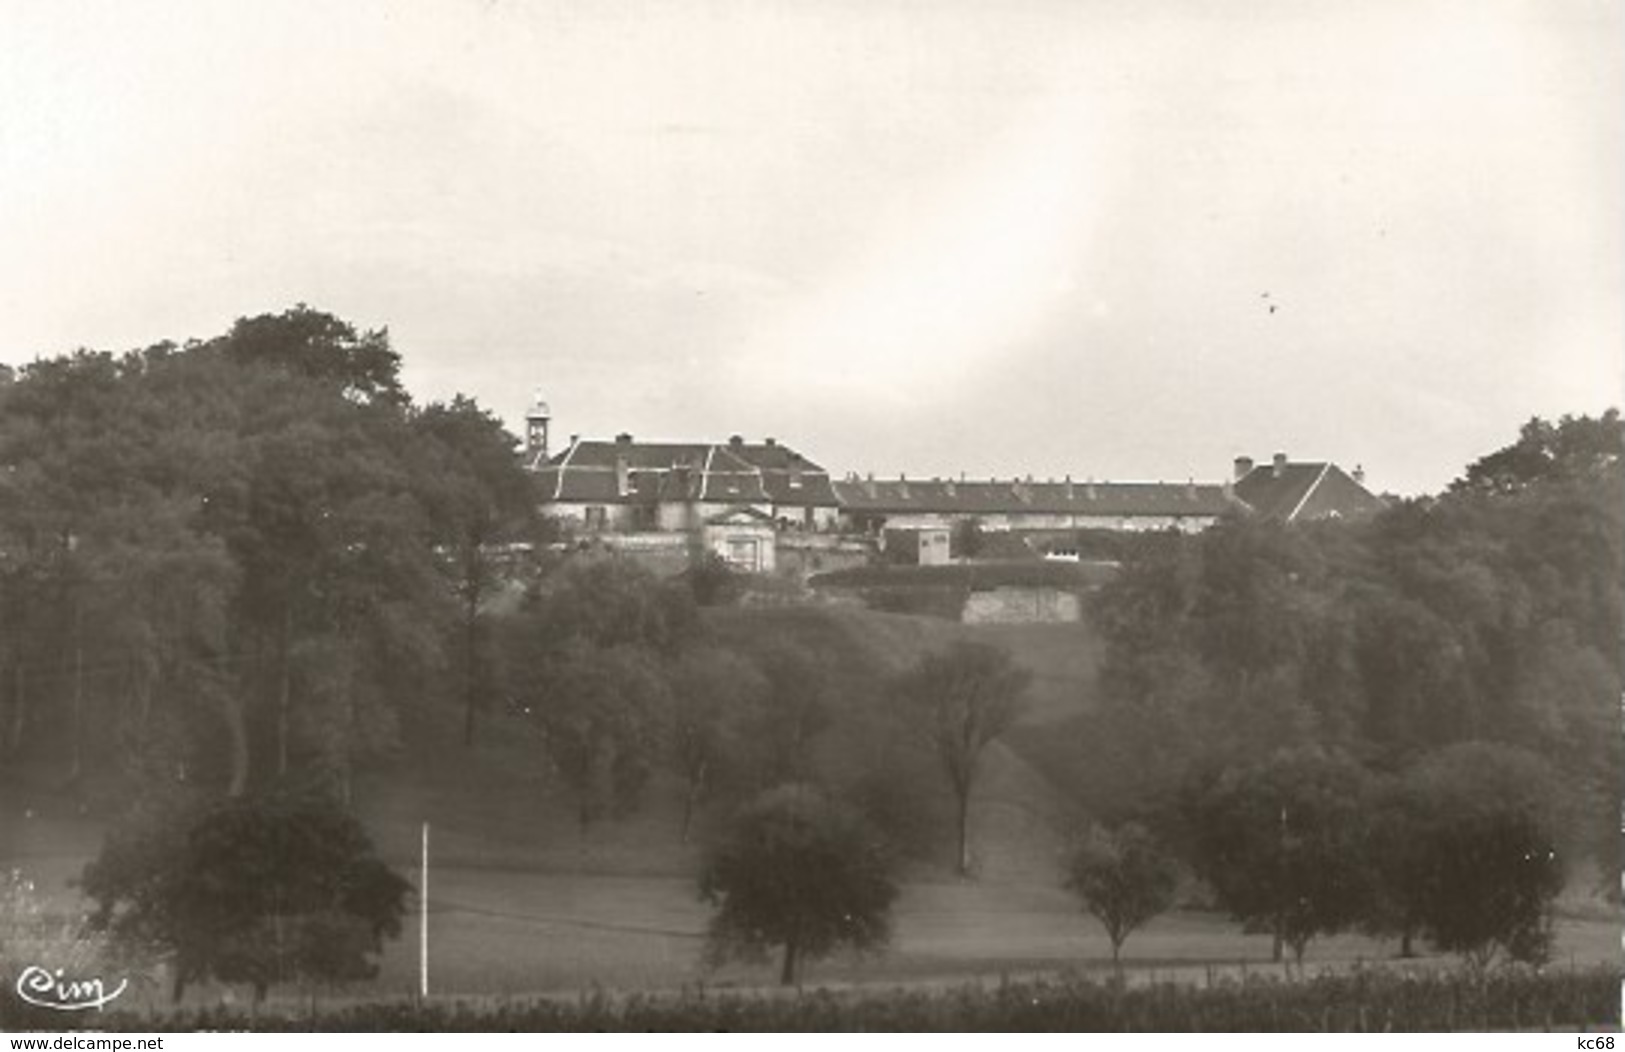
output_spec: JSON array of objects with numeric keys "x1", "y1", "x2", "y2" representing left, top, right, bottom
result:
[{"x1": 14, "y1": 965, "x2": 127, "y2": 1011}]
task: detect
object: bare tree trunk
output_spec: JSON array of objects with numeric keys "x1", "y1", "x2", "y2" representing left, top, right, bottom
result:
[
  {"x1": 339, "y1": 658, "x2": 357, "y2": 807},
  {"x1": 680, "y1": 760, "x2": 707, "y2": 844},
  {"x1": 277, "y1": 605, "x2": 292, "y2": 778},
  {"x1": 220, "y1": 693, "x2": 249, "y2": 797},
  {"x1": 955, "y1": 784, "x2": 972, "y2": 877},
  {"x1": 780, "y1": 940, "x2": 800, "y2": 986},
  {"x1": 5, "y1": 663, "x2": 24, "y2": 755}
]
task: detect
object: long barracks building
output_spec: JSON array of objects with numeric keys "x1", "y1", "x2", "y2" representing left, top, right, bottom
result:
[{"x1": 520, "y1": 396, "x2": 1385, "y2": 568}]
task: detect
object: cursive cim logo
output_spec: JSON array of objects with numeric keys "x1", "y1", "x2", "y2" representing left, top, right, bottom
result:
[{"x1": 14, "y1": 965, "x2": 128, "y2": 1011}]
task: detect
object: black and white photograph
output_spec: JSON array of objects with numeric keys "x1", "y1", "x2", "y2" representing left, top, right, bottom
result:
[{"x1": 0, "y1": 0, "x2": 1620, "y2": 1036}]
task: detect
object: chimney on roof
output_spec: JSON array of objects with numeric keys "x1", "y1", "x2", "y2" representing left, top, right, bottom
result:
[
  {"x1": 1186, "y1": 478, "x2": 1198, "y2": 500},
  {"x1": 1234, "y1": 455, "x2": 1254, "y2": 480},
  {"x1": 1353, "y1": 463, "x2": 1366, "y2": 486},
  {"x1": 898, "y1": 473, "x2": 910, "y2": 499},
  {"x1": 616, "y1": 432, "x2": 633, "y2": 445},
  {"x1": 944, "y1": 477, "x2": 957, "y2": 498},
  {"x1": 615, "y1": 453, "x2": 631, "y2": 497},
  {"x1": 1272, "y1": 452, "x2": 1287, "y2": 478},
  {"x1": 765, "y1": 437, "x2": 776, "y2": 447},
  {"x1": 1086, "y1": 478, "x2": 1098, "y2": 500},
  {"x1": 863, "y1": 472, "x2": 877, "y2": 499},
  {"x1": 1064, "y1": 474, "x2": 1075, "y2": 500},
  {"x1": 729, "y1": 434, "x2": 743, "y2": 448}
]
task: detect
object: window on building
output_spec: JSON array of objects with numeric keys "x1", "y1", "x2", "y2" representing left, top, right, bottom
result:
[
  {"x1": 726, "y1": 538, "x2": 758, "y2": 572},
  {"x1": 585, "y1": 506, "x2": 607, "y2": 531}
]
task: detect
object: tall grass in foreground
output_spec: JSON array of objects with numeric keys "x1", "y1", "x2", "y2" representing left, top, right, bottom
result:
[{"x1": 3, "y1": 965, "x2": 1617, "y2": 1032}]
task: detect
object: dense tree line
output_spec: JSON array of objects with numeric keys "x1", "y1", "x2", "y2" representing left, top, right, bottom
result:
[
  {"x1": 1051, "y1": 411, "x2": 1621, "y2": 966},
  {"x1": 0, "y1": 307, "x2": 537, "y2": 804},
  {"x1": 1080, "y1": 412, "x2": 1620, "y2": 857},
  {"x1": 0, "y1": 307, "x2": 551, "y2": 1000},
  {"x1": 1070, "y1": 742, "x2": 1568, "y2": 970}
]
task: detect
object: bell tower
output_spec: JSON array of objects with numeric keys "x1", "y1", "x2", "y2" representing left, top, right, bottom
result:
[{"x1": 524, "y1": 390, "x2": 551, "y2": 461}]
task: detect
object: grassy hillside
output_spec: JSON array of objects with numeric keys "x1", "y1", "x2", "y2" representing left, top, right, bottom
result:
[
  {"x1": 0, "y1": 606, "x2": 1107, "y2": 889},
  {"x1": 5, "y1": 602, "x2": 1618, "y2": 1001}
]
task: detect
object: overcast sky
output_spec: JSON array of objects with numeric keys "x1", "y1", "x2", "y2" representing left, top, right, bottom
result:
[{"x1": 2, "y1": 0, "x2": 1619, "y2": 495}]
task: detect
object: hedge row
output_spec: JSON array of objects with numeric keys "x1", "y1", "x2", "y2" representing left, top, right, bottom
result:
[{"x1": 4, "y1": 966, "x2": 1617, "y2": 1032}]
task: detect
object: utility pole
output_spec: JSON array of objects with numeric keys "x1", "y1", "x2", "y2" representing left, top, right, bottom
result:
[{"x1": 420, "y1": 821, "x2": 430, "y2": 1000}]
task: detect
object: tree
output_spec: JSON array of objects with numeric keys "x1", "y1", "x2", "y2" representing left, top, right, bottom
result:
[
  {"x1": 520, "y1": 639, "x2": 670, "y2": 830},
  {"x1": 505, "y1": 559, "x2": 696, "y2": 829},
  {"x1": 1184, "y1": 749, "x2": 1373, "y2": 964},
  {"x1": 213, "y1": 305, "x2": 406, "y2": 408},
  {"x1": 745, "y1": 640, "x2": 833, "y2": 785},
  {"x1": 412, "y1": 396, "x2": 536, "y2": 745},
  {"x1": 1452, "y1": 410, "x2": 1622, "y2": 496},
  {"x1": 80, "y1": 787, "x2": 410, "y2": 1002},
  {"x1": 0, "y1": 332, "x2": 458, "y2": 801},
  {"x1": 1063, "y1": 822, "x2": 1179, "y2": 972},
  {"x1": 893, "y1": 641, "x2": 1030, "y2": 876},
  {"x1": 1359, "y1": 773, "x2": 1434, "y2": 958},
  {"x1": 951, "y1": 516, "x2": 985, "y2": 560},
  {"x1": 0, "y1": 349, "x2": 248, "y2": 796},
  {"x1": 516, "y1": 557, "x2": 699, "y2": 655},
  {"x1": 668, "y1": 646, "x2": 767, "y2": 841},
  {"x1": 1084, "y1": 534, "x2": 1214, "y2": 817},
  {"x1": 698, "y1": 785, "x2": 897, "y2": 985},
  {"x1": 682, "y1": 551, "x2": 743, "y2": 607},
  {"x1": 1396, "y1": 744, "x2": 1565, "y2": 968}
]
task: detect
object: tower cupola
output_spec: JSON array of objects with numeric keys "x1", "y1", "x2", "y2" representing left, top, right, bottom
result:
[{"x1": 524, "y1": 390, "x2": 551, "y2": 461}]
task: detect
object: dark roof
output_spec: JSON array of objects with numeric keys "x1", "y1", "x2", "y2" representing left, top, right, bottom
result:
[
  {"x1": 724, "y1": 440, "x2": 840, "y2": 507},
  {"x1": 1232, "y1": 461, "x2": 1386, "y2": 522},
  {"x1": 726, "y1": 440, "x2": 824, "y2": 473},
  {"x1": 532, "y1": 437, "x2": 836, "y2": 507},
  {"x1": 830, "y1": 477, "x2": 1239, "y2": 517}
]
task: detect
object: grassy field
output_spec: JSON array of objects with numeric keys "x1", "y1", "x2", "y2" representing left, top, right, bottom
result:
[{"x1": 1, "y1": 606, "x2": 1617, "y2": 1013}]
